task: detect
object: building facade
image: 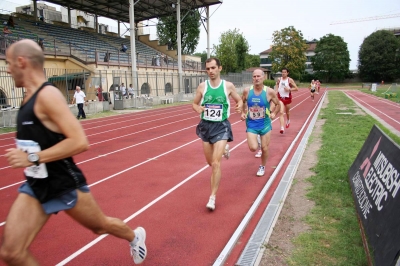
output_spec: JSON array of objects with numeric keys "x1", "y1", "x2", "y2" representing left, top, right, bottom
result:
[{"x1": 260, "y1": 40, "x2": 317, "y2": 74}]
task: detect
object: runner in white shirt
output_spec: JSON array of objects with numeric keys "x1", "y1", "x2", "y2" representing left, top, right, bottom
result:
[
  {"x1": 273, "y1": 68, "x2": 299, "y2": 134},
  {"x1": 71, "y1": 86, "x2": 87, "y2": 119}
]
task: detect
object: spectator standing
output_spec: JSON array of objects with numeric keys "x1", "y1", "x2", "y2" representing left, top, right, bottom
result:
[{"x1": 71, "y1": 86, "x2": 87, "y2": 119}]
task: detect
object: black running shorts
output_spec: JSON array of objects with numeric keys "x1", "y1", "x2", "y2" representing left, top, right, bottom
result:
[{"x1": 196, "y1": 119, "x2": 233, "y2": 144}]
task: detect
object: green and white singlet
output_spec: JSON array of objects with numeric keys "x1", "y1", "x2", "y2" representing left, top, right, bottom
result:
[{"x1": 200, "y1": 80, "x2": 230, "y2": 122}]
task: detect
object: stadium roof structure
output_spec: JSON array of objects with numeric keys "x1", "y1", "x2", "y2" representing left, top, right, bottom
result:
[{"x1": 42, "y1": 0, "x2": 223, "y2": 23}]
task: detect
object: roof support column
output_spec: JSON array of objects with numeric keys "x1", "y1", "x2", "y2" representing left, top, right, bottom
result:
[
  {"x1": 129, "y1": 0, "x2": 138, "y2": 96},
  {"x1": 206, "y1": 6, "x2": 210, "y2": 58},
  {"x1": 176, "y1": 0, "x2": 183, "y2": 92},
  {"x1": 95, "y1": 14, "x2": 98, "y2": 33},
  {"x1": 118, "y1": 20, "x2": 120, "y2": 36},
  {"x1": 33, "y1": 0, "x2": 37, "y2": 21},
  {"x1": 67, "y1": 5, "x2": 71, "y2": 27}
]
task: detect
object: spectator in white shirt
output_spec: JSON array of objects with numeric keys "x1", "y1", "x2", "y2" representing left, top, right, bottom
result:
[
  {"x1": 128, "y1": 84, "x2": 135, "y2": 98},
  {"x1": 120, "y1": 83, "x2": 127, "y2": 98},
  {"x1": 71, "y1": 86, "x2": 87, "y2": 119}
]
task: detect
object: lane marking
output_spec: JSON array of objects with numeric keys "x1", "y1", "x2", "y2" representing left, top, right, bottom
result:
[
  {"x1": 55, "y1": 139, "x2": 247, "y2": 266},
  {"x1": 346, "y1": 92, "x2": 400, "y2": 125}
]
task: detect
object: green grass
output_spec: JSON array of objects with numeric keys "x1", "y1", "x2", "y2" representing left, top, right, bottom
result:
[
  {"x1": 288, "y1": 91, "x2": 400, "y2": 266},
  {"x1": 0, "y1": 127, "x2": 16, "y2": 134},
  {"x1": 359, "y1": 86, "x2": 399, "y2": 103}
]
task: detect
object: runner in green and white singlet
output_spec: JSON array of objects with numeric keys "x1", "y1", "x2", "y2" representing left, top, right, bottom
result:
[
  {"x1": 193, "y1": 57, "x2": 243, "y2": 211},
  {"x1": 200, "y1": 80, "x2": 230, "y2": 122}
]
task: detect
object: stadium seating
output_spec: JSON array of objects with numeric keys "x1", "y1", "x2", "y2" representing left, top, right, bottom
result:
[{"x1": 0, "y1": 13, "x2": 169, "y2": 66}]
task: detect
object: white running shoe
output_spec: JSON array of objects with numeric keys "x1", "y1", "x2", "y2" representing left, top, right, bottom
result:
[
  {"x1": 257, "y1": 165, "x2": 265, "y2": 176},
  {"x1": 130, "y1": 227, "x2": 147, "y2": 264},
  {"x1": 255, "y1": 150, "x2": 262, "y2": 158},
  {"x1": 223, "y1": 144, "x2": 230, "y2": 159},
  {"x1": 206, "y1": 195, "x2": 216, "y2": 211}
]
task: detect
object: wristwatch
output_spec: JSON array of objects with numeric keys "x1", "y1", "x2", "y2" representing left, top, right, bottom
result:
[{"x1": 27, "y1": 153, "x2": 40, "y2": 166}]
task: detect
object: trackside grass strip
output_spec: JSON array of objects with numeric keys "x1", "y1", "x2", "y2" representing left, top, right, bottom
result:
[{"x1": 288, "y1": 91, "x2": 400, "y2": 266}]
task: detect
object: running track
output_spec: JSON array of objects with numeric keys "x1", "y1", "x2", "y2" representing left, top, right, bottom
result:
[
  {"x1": 344, "y1": 90, "x2": 400, "y2": 134},
  {"x1": 0, "y1": 88, "x2": 356, "y2": 266}
]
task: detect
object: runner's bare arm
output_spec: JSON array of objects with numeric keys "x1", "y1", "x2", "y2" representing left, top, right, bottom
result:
[
  {"x1": 289, "y1": 78, "x2": 299, "y2": 91},
  {"x1": 227, "y1": 82, "x2": 243, "y2": 114},
  {"x1": 192, "y1": 82, "x2": 205, "y2": 114},
  {"x1": 268, "y1": 88, "x2": 280, "y2": 119},
  {"x1": 241, "y1": 87, "x2": 250, "y2": 120},
  {"x1": 5, "y1": 85, "x2": 89, "y2": 168}
]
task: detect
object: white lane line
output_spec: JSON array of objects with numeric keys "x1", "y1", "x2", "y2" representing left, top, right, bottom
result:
[
  {"x1": 346, "y1": 92, "x2": 400, "y2": 125},
  {"x1": 0, "y1": 180, "x2": 25, "y2": 191},
  {"x1": 87, "y1": 114, "x2": 194, "y2": 139},
  {"x1": 213, "y1": 91, "x2": 326, "y2": 265},
  {"x1": 55, "y1": 139, "x2": 248, "y2": 266},
  {"x1": 0, "y1": 116, "x2": 196, "y2": 165},
  {"x1": 0, "y1": 143, "x2": 13, "y2": 148},
  {"x1": 83, "y1": 106, "x2": 190, "y2": 131},
  {"x1": 81, "y1": 105, "x2": 191, "y2": 126},
  {"x1": 54, "y1": 96, "x2": 314, "y2": 264},
  {"x1": 78, "y1": 125, "x2": 196, "y2": 165},
  {"x1": 350, "y1": 90, "x2": 400, "y2": 109}
]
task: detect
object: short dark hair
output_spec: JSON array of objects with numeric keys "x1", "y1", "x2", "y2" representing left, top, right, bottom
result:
[
  {"x1": 205, "y1": 57, "x2": 221, "y2": 67},
  {"x1": 281, "y1": 67, "x2": 289, "y2": 73}
]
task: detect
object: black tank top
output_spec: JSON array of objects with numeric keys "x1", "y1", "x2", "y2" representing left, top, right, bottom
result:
[{"x1": 16, "y1": 82, "x2": 87, "y2": 203}]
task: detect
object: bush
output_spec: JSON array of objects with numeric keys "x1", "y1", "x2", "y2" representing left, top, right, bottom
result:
[
  {"x1": 300, "y1": 72, "x2": 318, "y2": 82},
  {"x1": 263, "y1": 79, "x2": 276, "y2": 88}
]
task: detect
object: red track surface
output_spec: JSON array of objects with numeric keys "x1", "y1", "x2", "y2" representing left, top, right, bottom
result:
[
  {"x1": 0, "y1": 88, "x2": 328, "y2": 266},
  {"x1": 344, "y1": 90, "x2": 400, "y2": 132}
]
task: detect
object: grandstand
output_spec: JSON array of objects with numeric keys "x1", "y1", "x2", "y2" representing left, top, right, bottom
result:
[
  {"x1": 0, "y1": 0, "x2": 254, "y2": 128},
  {"x1": 0, "y1": 1, "x2": 210, "y2": 114}
]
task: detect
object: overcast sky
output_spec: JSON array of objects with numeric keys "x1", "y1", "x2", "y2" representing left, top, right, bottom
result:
[{"x1": 2, "y1": 0, "x2": 400, "y2": 69}]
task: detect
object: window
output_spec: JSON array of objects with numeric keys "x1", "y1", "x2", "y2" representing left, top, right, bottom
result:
[{"x1": 141, "y1": 83, "x2": 150, "y2": 95}]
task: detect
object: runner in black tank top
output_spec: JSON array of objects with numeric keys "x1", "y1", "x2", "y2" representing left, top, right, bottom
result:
[
  {"x1": 2, "y1": 39, "x2": 147, "y2": 265},
  {"x1": 17, "y1": 82, "x2": 87, "y2": 203}
]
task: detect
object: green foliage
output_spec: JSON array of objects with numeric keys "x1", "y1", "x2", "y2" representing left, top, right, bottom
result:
[
  {"x1": 300, "y1": 72, "x2": 318, "y2": 82},
  {"x1": 312, "y1": 34, "x2": 350, "y2": 82},
  {"x1": 192, "y1": 51, "x2": 209, "y2": 63},
  {"x1": 245, "y1": 54, "x2": 261, "y2": 69},
  {"x1": 235, "y1": 35, "x2": 249, "y2": 71},
  {"x1": 263, "y1": 79, "x2": 276, "y2": 87},
  {"x1": 156, "y1": 9, "x2": 201, "y2": 55},
  {"x1": 358, "y1": 30, "x2": 400, "y2": 82},
  {"x1": 269, "y1": 26, "x2": 307, "y2": 79},
  {"x1": 214, "y1": 28, "x2": 249, "y2": 73}
]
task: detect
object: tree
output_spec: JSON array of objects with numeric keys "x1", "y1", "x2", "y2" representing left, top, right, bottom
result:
[
  {"x1": 358, "y1": 30, "x2": 400, "y2": 82},
  {"x1": 156, "y1": 9, "x2": 201, "y2": 55},
  {"x1": 245, "y1": 54, "x2": 260, "y2": 69},
  {"x1": 213, "y1": 28, "x2": 249, "y2": 73},
  {"x1": 192, "y1": 51, "x2": 209, "y2": 63},
  {"x1": 312, "y1": 34, "x2": 350, "y2": 82},
  {"x1": 235, "y1": 35, "x2": 249, "y2": 71},
  {"x1": 269, "y1": 26, "x2": 307, "y2": 80}
]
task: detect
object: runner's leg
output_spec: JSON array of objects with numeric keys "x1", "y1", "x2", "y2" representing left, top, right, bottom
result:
[
  {"x1": 0, "y1": 193, "x2": 50, "y2": 265},
  {"x1": 202, "y1": 140, "x2": 227, "y2": 196},
  {"x1": 65, "y1": 191, "x2": 134, "y2": 241},
  {"x1": 260, "y1": 131, "x2": 272, "y2": 166},
  {"x1": 246, "y1": 132, "x2": 259, "y2": 152}
]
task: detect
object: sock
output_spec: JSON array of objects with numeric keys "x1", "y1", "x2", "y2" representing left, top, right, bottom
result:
[{"x1": 131, "y1": 230, "x2": 140, "y2": 244}]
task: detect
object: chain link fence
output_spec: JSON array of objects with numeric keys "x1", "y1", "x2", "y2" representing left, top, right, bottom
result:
[{"x1": 0, "y1": 67, "x2": 252, "y2": 127}]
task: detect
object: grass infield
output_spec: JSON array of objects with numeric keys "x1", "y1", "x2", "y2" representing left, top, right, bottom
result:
[{"x1": 289, "y1": 91, "x2": 399, "y2": 265}]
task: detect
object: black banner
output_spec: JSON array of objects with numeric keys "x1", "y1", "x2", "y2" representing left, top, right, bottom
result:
[{"x1": 348, "y1": 125, "x2": 400, "y2": 266}]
